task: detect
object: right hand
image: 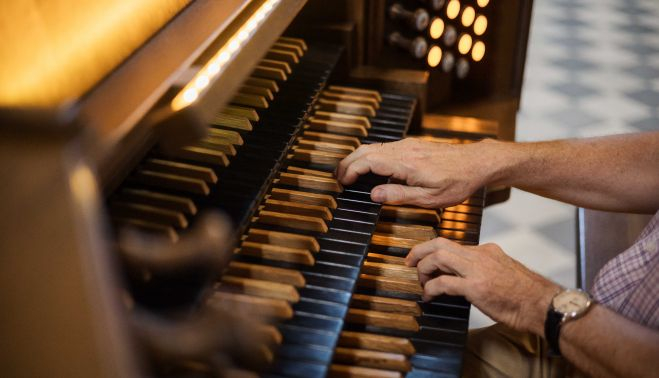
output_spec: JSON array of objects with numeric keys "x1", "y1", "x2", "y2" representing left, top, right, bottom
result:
[{"x1": 336, "y1": 138, "x2": 505, "y2": 208}]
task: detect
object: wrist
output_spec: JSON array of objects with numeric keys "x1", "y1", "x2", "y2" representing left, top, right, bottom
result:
[
  {"x1": 525, "y1": 279, "x2": 561, "y2": 336},
  {"x1": 477, "y1": 139, "x2": 527, "y2": 187}
]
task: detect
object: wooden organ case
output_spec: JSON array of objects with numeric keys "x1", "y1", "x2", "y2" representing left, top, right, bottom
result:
[{"x1": 0, "y1": 1, "x2": 532, "y2": 377}]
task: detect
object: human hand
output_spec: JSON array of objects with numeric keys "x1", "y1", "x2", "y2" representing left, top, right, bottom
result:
[
  {"x1": 406, "y1": 238, "x2": 560, "y2": 335},
  {"x1": 336, "y1": 138, "x2": 506, "y2": 208}
]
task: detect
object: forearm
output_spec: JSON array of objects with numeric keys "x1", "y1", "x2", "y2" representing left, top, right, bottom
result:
[
  {"x1": 524, "y1": 289, "x2": 659, "y2": 378},
  {"x1": 560, "y1": 306, "x2": 659, "y2": 377},
  {"x1": 485, "y1": 132, "x2": 659, "y2": 213}
]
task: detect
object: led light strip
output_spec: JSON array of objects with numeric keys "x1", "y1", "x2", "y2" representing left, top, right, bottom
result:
[{"x1": 171, "y1": 0, "x2": 282, "y2": 111}]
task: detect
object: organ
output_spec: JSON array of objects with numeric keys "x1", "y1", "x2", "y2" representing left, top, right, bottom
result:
[{"x1": 0, "y1": 1, "x2": 532, "y2": 377}]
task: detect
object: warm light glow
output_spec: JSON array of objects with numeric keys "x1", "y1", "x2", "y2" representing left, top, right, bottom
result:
[
  {"x1": 429, "y1": 18, "x2": 445, "y2": 39},
  {"x1": 472, "y1": 40, "x2": 485, "y2": 61},
  {"x1": 477, "y1": 0, "x2": 489, "y2": 7},
  {"x1": 458, "y1": 34, "x2": 472, "y2": 55},
  {"x1": 446, "y1": 0, "x2": 460, "y2": 19},
  {"x1": 474, "y1": 15, "x2": 488, "y2": 35},
  {"x1": 70, "y1": 164, "x2": 99, "y2": 205},
  {"x1": 461, "y1": 6, "x2": 475, "y2": 27},
  {"x1": 427, "y1": 45, "x2": 442, "y2": 67},
  {"x1": 171, "y1": 0, "x2": 282, "y2": 111}
]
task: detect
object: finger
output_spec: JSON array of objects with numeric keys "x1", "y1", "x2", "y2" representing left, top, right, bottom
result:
[
  {"x1": 406, "y1": 237, "x2": 464, "y2": 267},
  {"x1": 422, "y1": 274, "x2": 466, "y2": 302},
  {"x1": 415, "y1": 246, "x2": 469, "y2": 283},
  {"x1": 340, "y1": 150, "x2": 399, "y2": 185},
  {"x1": 370, "y1": 183, "x2": 438, "y2": 207},
  {"x1": 336, "y1": 144, "x2": 374, "y2": 182},
  {"x1": 416, "y1": 252, "x2": 455, "y2": 286}
]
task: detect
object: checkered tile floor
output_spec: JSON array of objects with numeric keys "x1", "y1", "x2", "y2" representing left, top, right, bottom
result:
[{"x1": 469, "y1": 0, "x2": 659, "y2": 328}]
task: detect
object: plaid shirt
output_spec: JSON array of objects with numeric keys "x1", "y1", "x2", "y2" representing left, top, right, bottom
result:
[{"x1": 591, "y1": 210, "x2": 659, "y2": 329}]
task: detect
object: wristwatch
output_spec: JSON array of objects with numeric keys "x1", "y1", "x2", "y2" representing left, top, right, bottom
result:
[{"x1": 545, "y1": 288, "x2": 593, "y2": 355}]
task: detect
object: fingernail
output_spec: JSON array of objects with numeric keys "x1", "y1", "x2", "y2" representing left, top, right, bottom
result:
[{"x1": 371, "y1": 188, "x2": 384, "y2": 202}]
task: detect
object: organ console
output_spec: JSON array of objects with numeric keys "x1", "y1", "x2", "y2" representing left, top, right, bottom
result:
[{"x1": 0, "y1": 0, "x2": 532, "y2": 377}]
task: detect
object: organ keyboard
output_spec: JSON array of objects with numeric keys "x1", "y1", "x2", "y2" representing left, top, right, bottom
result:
[{"x1": 1, "y1": 1, "x2": 531, "y2": 377}]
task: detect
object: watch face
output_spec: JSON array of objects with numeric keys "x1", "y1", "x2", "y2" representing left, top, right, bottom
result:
[{"x1": 553, "y1": 289, "x2": 591, "y2": 317}]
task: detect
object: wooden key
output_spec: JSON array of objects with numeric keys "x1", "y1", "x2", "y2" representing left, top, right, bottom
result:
[
  {"x1": 209, "y1": 291, "x2": 293, "y2": 320},
  {"x1": 272, "y1": 42, "x2": 303, "y2": 57},
  {"x1": 207, "y1": 128, "x2": 244, "y2": 145},
  {"x1": 200, "y1": 137, "x2": 238, "y2": 156},
  {"x1": 143, "y1": 158, "x2": 218, "y2": 183},
  {"x1": 120, "y1": 188, "x2": 197, "y2": 215},
  {"x1": 306, "y1": 119, "x2": 368, "y2": 137},
  {"x1": 240, "y1": 85, "x2": 274, "y2": 101},
  {"x1": 346, "y1": 308, "x2": 419, "y2": 332},
  {"x1": 232, "y1": 93, "x2": 268, "y2": 109},
  {"x1": 375, "y1": 222, "x2": 436, "y2": 241},
  {"x1": 441, "y1": 211, "x2": 481, "y2": 224},
  {"x1": 444, "y1": 204, "x2": 482, "y2": 215},
  {"x1": 246, "y1": 228, "x2": 320, "y2": 253},
  {"x1": 289, "y1": 148, "x2": 346, "y2": 167},
  {"x1": 313, "y1": 111, "x2": 372, "y2": 129},
  {"x1": 253, "y1": 65, "x2": 287, "y2": 81},
  {"x1": 245, "y1": 77, "x2": 279, "y2": 93},
  {"x1": 166, "y1": 146, "x2": 229, "y2": 167},
  {"x1": 333, "y1": 347, "x2": 410, "y2": 372},
  {"x1": 239, "y1": 240, "x2": 315, "y2": 265},
  {"x1": 361, "y1": 261, "x2": 419, "y2": 282},
  {"x1": 440, "y1": 219, "x2": 480, "y2": 232},
  {"x1": 316, "y1": 98, "x2": 376, "y2": 117},
  {"x1": 265, "y1": 48, "x2": 299, "y2": 64},
  {"x1": 269, "y1": 187, "x2": 337, "y2": 209},
  {"x1": 255, "y1": 210, "x2": 328, "y2": 233},
  {"x1": 370, "y1": 233, "x2": 424, "y2": 249},
  {"x1": 358, "y1": 274, "x2": 424, "y2": 296},
  {"x1": 366, "y1": 253, "x2": 407, "y2": 266},
  {"x1": 302, "y1": 131, "x2": 361, "y2": 148},
  {"x1": 260, "y1": 59, "x2": 292, "y2": 74},
  {"x1": 329, "y1": 364, "x2": 402, "y2": 378},
  {"x1": 296, "y1": 139, "x2": 356, "y2": 154},
  {"x1": 220, "y1": 276, "x2": 300, "y2": 303},
  {"x1": 277, "y1": 172, "x2": 343, "y2": 193},
  {"x1": 438, "y1": 229, "x2": 469, "y2": 240},
  {"x1": 223, "y1": 105, "x2": 260, "y2": 121},
  {"x1": 213, "y1": 113, "x2": 253, "y2": 131},
  {"x1": 227, "y1": 261, "x2": 305, "y2": 287},
  {"x1": 328, "y1": 85, "x2": 382, "y2": 102},
  {"x1": 110, "y1": 201, "x2": 188, "y2": 228},
  {"x1": 278, "y1": 36, "x2": 307, "y2": 51},
  {"x1": 112, "y1": 217, "x2": 178, "y2": 242},
  {"x1": 322, "y1": 91, "x2": 380, "y2": 109},
  {"x1": 132, "y1": 170, "x2": 210, "y2": 195},
  {"x1": 264, "y1": 199, "x2": 333, "y2": 220},
  {"x1": 381, "y1": 205, "x2": 441, "y2": 224},
  {"x1": 350, "y1": 293, "x2": 421, "y2": 316},
  {"x1": 339, "y1": 331, "x2": 416, "y2": 356},
  {"x1": 285, "y1": 166, "x2": 335, "y2": 179}
]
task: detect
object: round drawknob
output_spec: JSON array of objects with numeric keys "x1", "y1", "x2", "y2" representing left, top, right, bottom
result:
[
  {"x1": 443, "y1": 25, "x2": 457, "y2": 46},
  {"x1": 456, "y1": 57, "x2": 470, "y2": 78},
  {"x1": 389, "y1": 3, "x2": 430, "y2": 31},
  {"x1": 388, "y1": 32, "x2": 428, "y2": 59},
  {"x1": 441, "y1": 51, "x2": 455, "y2": 72}
]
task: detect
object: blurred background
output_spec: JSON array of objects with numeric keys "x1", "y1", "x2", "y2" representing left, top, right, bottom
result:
[{"x1": 471, "y1": 0, "x2": 659, "y2": 328}]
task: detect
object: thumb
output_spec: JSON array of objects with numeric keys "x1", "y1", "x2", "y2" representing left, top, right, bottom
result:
[{"x1": 371, "y1": 184, "x2": 438, "y2": 208}]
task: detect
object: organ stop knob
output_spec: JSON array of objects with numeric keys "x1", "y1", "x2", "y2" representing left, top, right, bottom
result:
[
  {"x1": 389, "y1": 3, "x2": 430, "y2": 32},
  {"x1": 388, "y1": 32, "x2": 428, "y2": 59}
]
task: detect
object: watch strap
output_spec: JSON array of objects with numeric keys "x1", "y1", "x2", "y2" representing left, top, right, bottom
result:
[{"x1": 545, "y1": 307, "x2": 563, "y2": 356}]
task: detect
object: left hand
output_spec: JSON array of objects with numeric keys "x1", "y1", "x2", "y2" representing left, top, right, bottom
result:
[{"x1": 406, "y1": 238, "x2": 561, "y2": 335}]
